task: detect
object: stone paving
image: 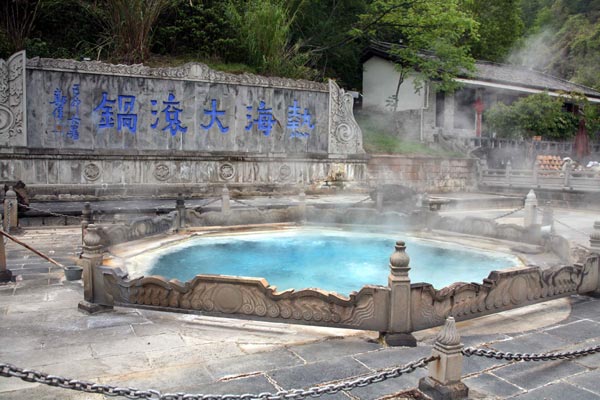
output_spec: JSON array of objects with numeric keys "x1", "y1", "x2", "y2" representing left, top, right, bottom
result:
[{"x1": 1, "y1": 195, "x2": 600, "y2": 399}]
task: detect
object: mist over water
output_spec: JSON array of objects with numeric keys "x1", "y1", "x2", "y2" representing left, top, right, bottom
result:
[{"x1": 140, "y1": 229, "x2": 520, "y2": 295}]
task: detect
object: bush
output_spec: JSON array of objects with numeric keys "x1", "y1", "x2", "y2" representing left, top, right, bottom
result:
[{"x1": 485, "y1": 92, "x2": 579, "y2": 140}]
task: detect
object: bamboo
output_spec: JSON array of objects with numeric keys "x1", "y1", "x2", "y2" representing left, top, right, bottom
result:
[{"x1": 0, "y1": 230, "x2": 64, "y2": 268}]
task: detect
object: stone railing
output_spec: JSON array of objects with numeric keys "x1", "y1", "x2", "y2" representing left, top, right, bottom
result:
[
  {"x1": 480, "y1": 162, "x2": 600, "y2": 193},
  {"x1": 77, "y1": 220, "x2": 600, "y2": 346},
  {"x1": 464, "y1": 137, "x2": 600, "y2": 156},
  {"x1": 94, "y1": 215, "x2": 175, "y2": 247}
]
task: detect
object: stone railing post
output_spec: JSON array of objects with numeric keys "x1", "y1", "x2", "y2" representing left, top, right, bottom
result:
[
  {"x1": 589, "y1": 221, "x2": 600, "y2": 297},
  {"x1": 563, "y1": 162, "x2": 572, "y2": 189},
  {"x1": 298, "y1": 190, "x2": 306, "y2": 220},
  {"x1": 176, "y1": 193, "x2": 185, "y2": 230},
  {"x1": 3, "y1": 187, "x2": 18, "y2": 233},
  {"x1": 384, "y1": 241, "x2": 416, "y2": 347},
  {"x1": 419, "y1": 317, "x2": 469, "y2": 400},
  {"x1": 0, "y1": 234, "x2": 12, "y2": 283},
  {"x1": 524, "y1": 189, "x2": 538, "y2": 227},
  {"x1": 81, "y1": 202, "x2": 93, "y2": 246},
  {"x1": 221, "y1": 186, "x2": 230, "y2": 215},
  {"x1": 541, "y1": 202, "x2": 554, "y2": 235},
  {"x1": 376, "y1": 184, "x2": 384, "y2": 212},
  {"x1": 505, "y1": 160, "x2": 512, "y2": 186},
  {"x1": 78, "y1": 224, "x2": 112, "y2": 314},
  {"x1": 533, "y1": 161, "x2": 539, "y2": 186}
]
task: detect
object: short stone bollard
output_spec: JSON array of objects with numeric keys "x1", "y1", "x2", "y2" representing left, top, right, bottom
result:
[
  {"x1": 418, "y1": 317, "x2": 469, "y2": 400},
  {"x1": 221, "y1": 186, "x2": 230, "y2": 215}
]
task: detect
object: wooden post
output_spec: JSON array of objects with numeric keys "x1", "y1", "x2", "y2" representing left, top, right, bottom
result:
[
  {"x1": 383, "y1": 241, "x2": 416, "y2": 347},
  {"x1": 0, "y1": 235, "x2": 11, "y2": 283}
]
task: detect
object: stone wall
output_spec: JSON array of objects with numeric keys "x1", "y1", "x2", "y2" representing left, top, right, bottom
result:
[
  {"x1": 0, "y1": 51, "x2": 366, "y2": 199},
  {"x1": 368, "y1": 155, "x2": 477, "y2": 193}
]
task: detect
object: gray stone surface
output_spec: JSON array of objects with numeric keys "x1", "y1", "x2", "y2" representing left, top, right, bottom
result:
[
  {"x1": 544, "y1": 320, "x2": 600, "y2": 344},
  {"x1": 511, "y1": 382, "x2": 600, "y2": 400},
  {"x1": 206, "y1": 349, "x2": 304, "y2": 379},
  {"x1": 268, "y1": 357, "x2": 371, "y2": 389},
  {"x1": 290, "y1": 337, "x2": 382, "y2": 362},
  {"x1": 492, "y1": 360, "x2": 587, "y2": 391},
  {"x1": 463, "y1": 372, "x2": 524, "y2": 398}
]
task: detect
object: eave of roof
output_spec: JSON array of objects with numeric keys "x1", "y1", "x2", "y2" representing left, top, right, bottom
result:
[{"x1": 363, "y1": 41, "x2": 600, "y2": 100}]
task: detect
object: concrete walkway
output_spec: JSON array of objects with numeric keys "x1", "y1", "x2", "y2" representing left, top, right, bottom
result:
[{"x1": 1, "y1": 197, "x2": 600, "y2": 399}]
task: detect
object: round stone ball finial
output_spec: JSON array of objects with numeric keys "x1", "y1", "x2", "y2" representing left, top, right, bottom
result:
[
  {"x1": 83, "y1": 224, "x2": 103, "y2": 248},
  {"x1": 390, "y1": 240, "x2": 410, "y2": 272}
]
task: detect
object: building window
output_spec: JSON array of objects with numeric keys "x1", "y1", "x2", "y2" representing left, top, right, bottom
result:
[{"x1": 453, "y1": 88, "x2": 476, "y2": 130}]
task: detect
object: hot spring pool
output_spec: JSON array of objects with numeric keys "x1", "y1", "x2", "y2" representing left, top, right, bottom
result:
[{"x1": 132, "y1": 229, "x2": 521, "y2": 295}]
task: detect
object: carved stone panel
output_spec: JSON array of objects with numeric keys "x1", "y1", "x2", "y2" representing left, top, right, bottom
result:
[
  {"x1": 328, "y1": 80, "x2": 364, "y2": 155},
  {"x1": 0, "y1": 51, "x2": 26, "y2": 146},
  {"x1": 410, "y1": 263, "x2": 593, "y2": 331},
  {"x1": 103, "y1": 273, "x2": 389, "y2": 331}
]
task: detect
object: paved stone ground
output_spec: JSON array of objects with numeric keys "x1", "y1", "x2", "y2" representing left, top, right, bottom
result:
[{"x1": 1, "y1": 196, "x2": 600, "y2": 399}]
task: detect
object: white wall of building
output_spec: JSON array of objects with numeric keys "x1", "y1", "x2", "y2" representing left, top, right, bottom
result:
[{"x1": 362, "y1": 56, "x2": 425, "y2": 111}]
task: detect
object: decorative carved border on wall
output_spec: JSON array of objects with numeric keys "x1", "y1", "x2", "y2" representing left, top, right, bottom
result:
[
  {"x1": 0, "y1": 51, "x2": 26, "y2": 145},
  {"x1": 328, "y1": 80, "x2": 363, "y2": 154},
  {"x1": 410, "y1": 261, "x2": 595, "y2": 331},
  {"x1": 102, "y1": 272, "x2": 388, "y2": 331},
  {"x1": 26, "y1": 57, "x2": 329, "y2": 92}
]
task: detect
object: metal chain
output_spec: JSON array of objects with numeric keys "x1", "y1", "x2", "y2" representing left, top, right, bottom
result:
[
  {"x1": 0, "y1": 356, "x2": 436, "y2": 400},
  {"x1": 550, "y1": 217, "x2": 589, "y2": 237},
  {"x1": 493, "y1": 206, "x2": 525, "y2": 220},
  {"x1": 463, "y1": 344, "x2": 600, "y2": 361},
  {"x1": 18, "y1": 202, "x2": 83, "y2": 221}
]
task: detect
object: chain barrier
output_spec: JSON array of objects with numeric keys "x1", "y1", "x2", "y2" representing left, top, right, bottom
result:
[
  {"x1": 0, "y1": 356, "x2": 437, "y2": 400},
  {"x1": 231, "y1": 198, "x2": 268, "y2": 213},
  {"x1": 493, "y1": 206, "x2": 524, "y2": 220},
  {"x1": 18, "y1": 202, "x2": 83, "y2": 222},
  {"x1": 463, "y1": 344, "x2": 600, "y2": 362}
]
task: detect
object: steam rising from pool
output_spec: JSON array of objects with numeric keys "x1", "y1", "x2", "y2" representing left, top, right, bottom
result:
[{"x1": 135, "y1": 229, "x2": 520, "y2": 295}]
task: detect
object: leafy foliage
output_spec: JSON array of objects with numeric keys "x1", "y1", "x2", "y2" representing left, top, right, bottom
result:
[
  {"x1": 227, "y1": 0, "x2": 315, "y2": 79},
  {"x1": 484, "y1": 92, "x2": 580, "y2": 139},
  {"x1": 460, "y1": 0, "x2": 524, "y2": 62},
  {"x1": 356, "y1": 0, "x2": 478, "y2": 109},
  {"x1": 152, "y1": 0, "x2": 242, "y2": 62}
]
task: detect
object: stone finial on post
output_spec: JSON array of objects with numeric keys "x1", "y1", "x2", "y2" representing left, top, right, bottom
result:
[
  {"x1": 563, "y1": 161, "x2": 572, "y2": 189},
  {"x1": 384, "y1": 241, "x2": 416, "y2": 347},
  {"x1": 81, "y1": 202, "x2": 93, "y2": 245},
  {"x1": 505, "y1": 160, "x2": 512, "y2": 186},
  {"x1": 176, "y1": 193, "x2": 185, "y2": 230},
  {"x1": 524, "y1": 189, "x2": 538, "y2": 227},
  {"x1": 221, "y1": 186, "x2": 230, "y2": 215},
  {"x1": 3, "y1": 187, "x2": 18, "y2": 233},
  {"x1": 419, "y1": 317, "x2": 469, "y2": 400}
]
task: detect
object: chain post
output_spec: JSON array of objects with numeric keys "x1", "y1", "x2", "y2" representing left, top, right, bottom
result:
[
  {"x1": 78, "y1": 224, "x2": 112, "y2": 314},
  {"x1": 419, "y1": 317, "x2": 469, "y2": 400}
]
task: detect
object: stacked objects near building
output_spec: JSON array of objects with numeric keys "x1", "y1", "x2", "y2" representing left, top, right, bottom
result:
[{"x1": 536, "y1": 155, "x2": 563, "y2": 170}]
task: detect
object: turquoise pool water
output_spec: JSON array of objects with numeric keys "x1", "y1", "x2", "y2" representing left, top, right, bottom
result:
[{"x1": 143, "y1": 229, "x2": 520, "y2": 294}]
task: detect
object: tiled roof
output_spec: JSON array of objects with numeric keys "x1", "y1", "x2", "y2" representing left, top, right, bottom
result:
[{"x1": 364, "y1": 41, "x2": 600, "y2": 99}]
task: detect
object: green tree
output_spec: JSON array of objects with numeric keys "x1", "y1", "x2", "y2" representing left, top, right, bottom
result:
[
  {"x1": 227, "y1": 0, "x2": 314, "y2": 79},
  {"x1": 460, "y1": 0, "x2": 524, "y2": 62},
  {"x1": 485, "y1": 92, "x2": 580, "y2": 139},
  {"x1": 356, "y1": 0, "x2": 479, "y2": 110},
  {"x1": 0, "y1": 0, "x2": 42, "y2": 54}
]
